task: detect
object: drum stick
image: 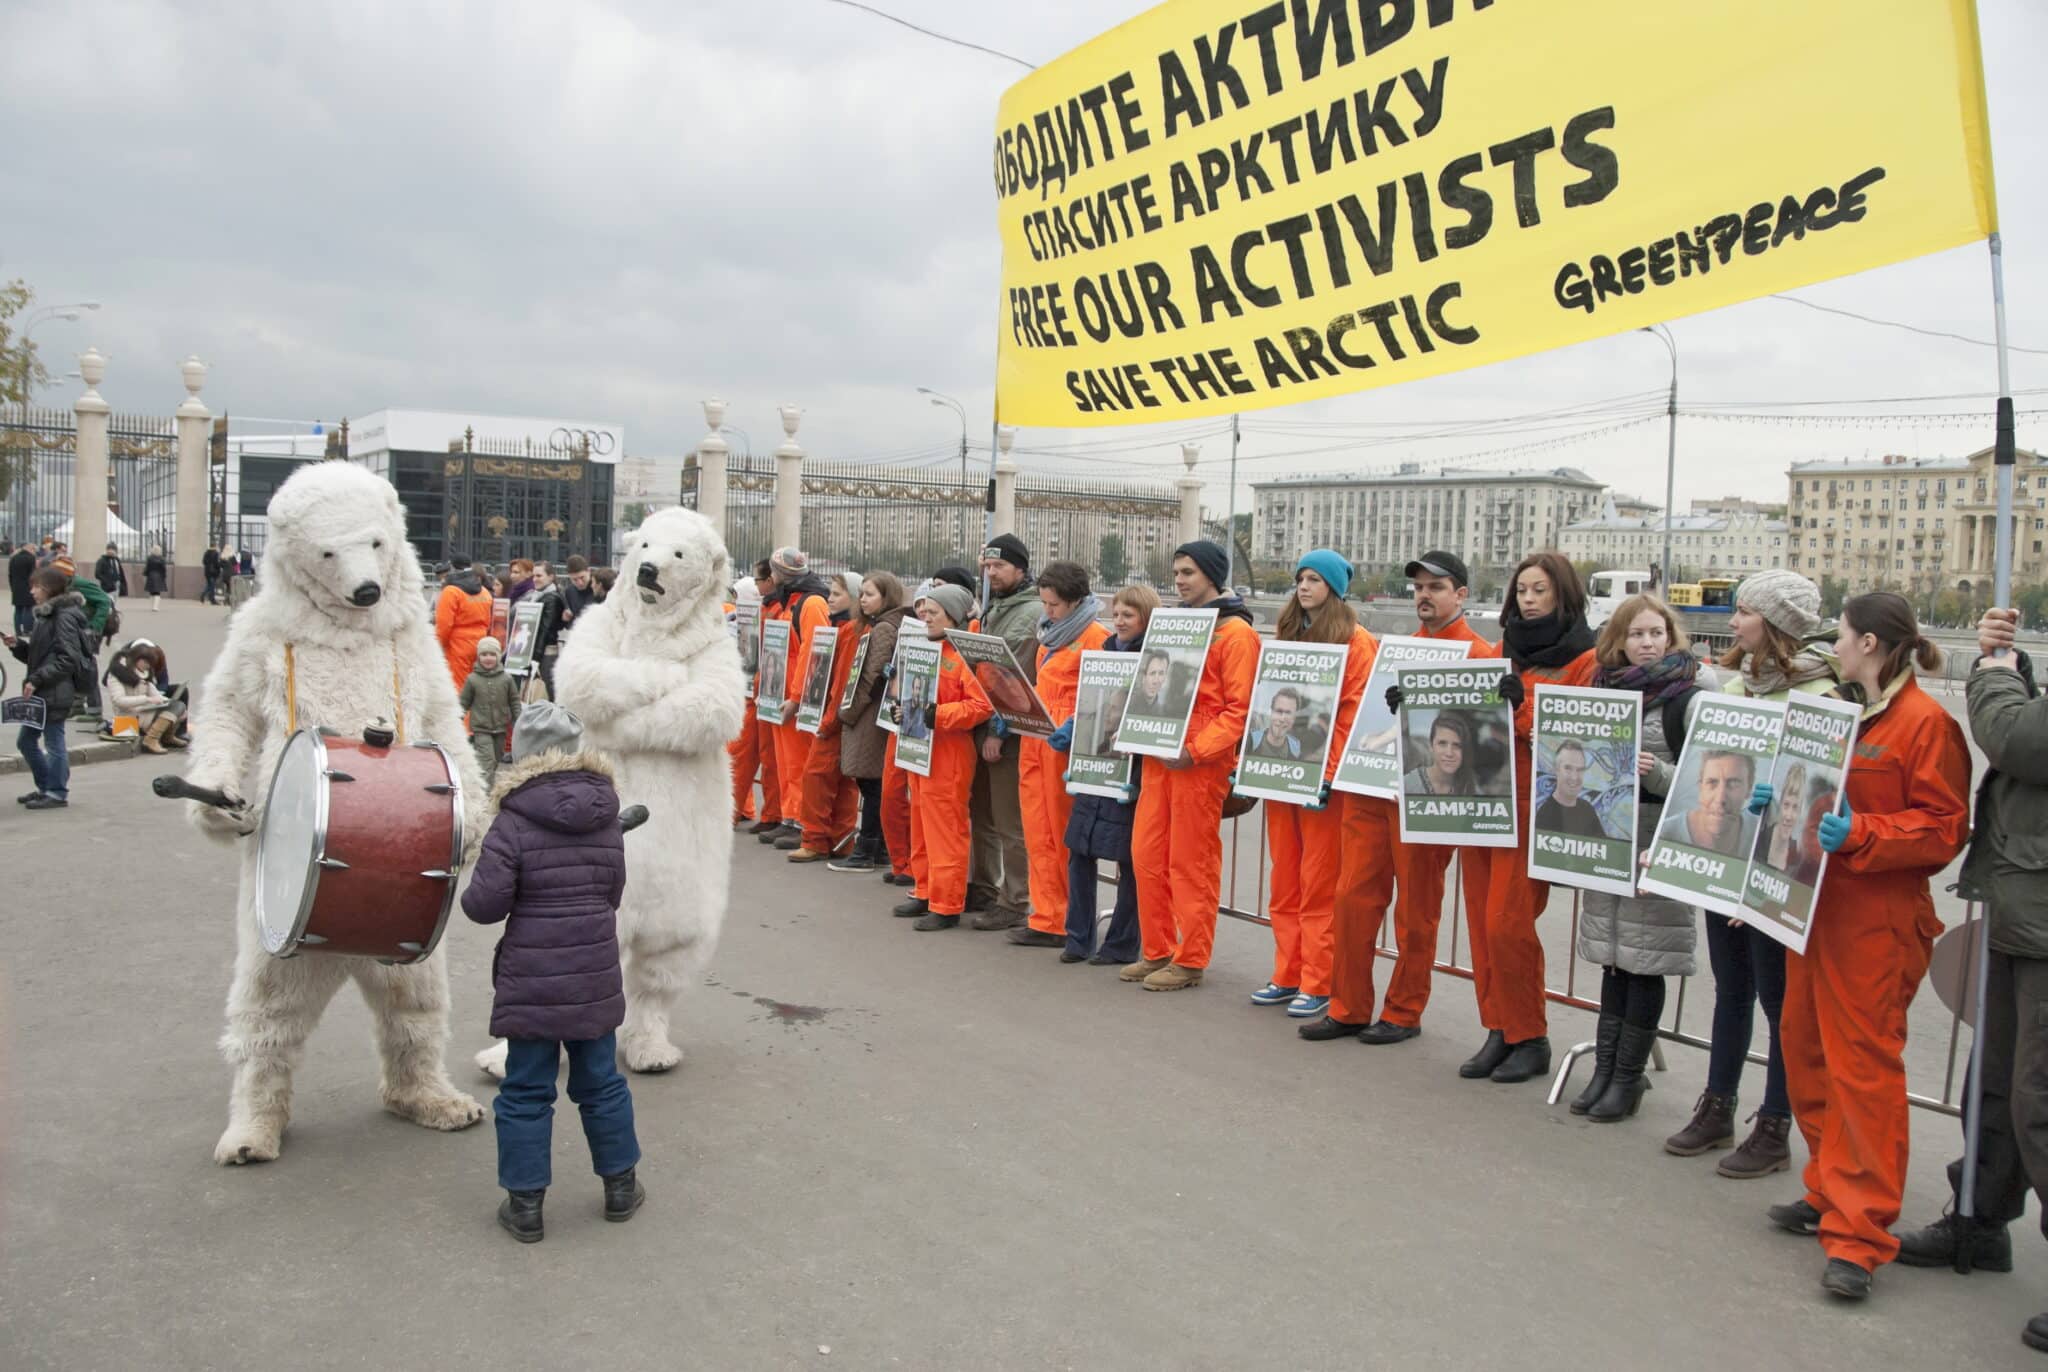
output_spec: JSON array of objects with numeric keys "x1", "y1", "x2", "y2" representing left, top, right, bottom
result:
[
  {"x1": 619, "y1": 804, "x2": 650, "y2": 833},
  {"x1": 151, "y1": 775, "x2": 241, "y2": 810}
]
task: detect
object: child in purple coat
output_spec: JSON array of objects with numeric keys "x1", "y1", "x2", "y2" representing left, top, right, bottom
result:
[{"x1": 462, "y1": 701, "x2": 642, "y2": 1243}]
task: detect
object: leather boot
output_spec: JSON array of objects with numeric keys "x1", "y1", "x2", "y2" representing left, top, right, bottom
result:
[
  {"x1": 1717, "y1": 1112, "x2": 1792, "y2": 1178},
  {"x1": 1490, "y1": 1037, "x2": 1552, "y2": 1084},
  {"x1": 140, "y1": 715, "x2": 173, "y2": 754},
  {"x1": 497, "y1": 1188, "x2": 545, "y2": 1243},
  {"x1": 1589, "y1": 1022, "x2": 1657, "y2": 1121},
  {"x1": 1459, "y1": 1029, "x2": 1509, "y2": 1079},
  {"x1": 1569, "y1": 1012, "x2": 1621, "y2": 1116},
  {"x1": 1664, "y1": 1092, "x2": 1737, "y2": 1156},
  {"x1": 603, "y1": 1167, "x2": 645, "y2": 1222}
]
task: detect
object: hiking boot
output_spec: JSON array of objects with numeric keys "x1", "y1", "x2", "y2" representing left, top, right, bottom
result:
[
  {"x1": 1490, "y1": 1037, "x2": 1551, "y2": 1083},
  {"x1": 497, "y1": 1188, "x2": 545, "y2": 1243},
  {"x1": 1142, "y1": 963, "x2": 1204, "y2": 992},
  {"x1": 1570, "y1": 1012, "x2": 1622, "y2": 1116},
  {"x1": 891, "y1": 896, "x2": 929, "y2": 918},
  {"x1": 1821, "y1": 1258, "x2": 1871, "y2": 1301},
  {"x1": 1768, "y1": 1198, "x2": 1823, "y2": 1235},
  {"x1": 1664, "y1": 1092, "x2": 1738, "y2": 1156},
  {"x1": 786, "y1": 847, "x2": 827, "y2": 863},
  {"x1": 912, "y1": 911, "x2": 960, "y2": 931},
  {"x1": 970, "y1": 906, "x2": 1027, "y2": 932},
  {"x1": 1894, "y1": 1211, "x2": 2013, "y2": 1272},
  {"x1": 1718, "y1": 1112, "x2": 1792, "y2": 1178},
  {"x1": 1358, "y1": 1020, "x2": 1421, "y2": 1046},
  {"x1": 602, "y1": 1168, "x2": 645, "y2": 1222},
  {"x1": 1459, "y1": 1030, "x2": 1509, "y2": 1079},
  {"x1": 1298, "y1": 1015, "x2": 1367, "y2": 1042},
  {"x1": 1005, "y1": 928, "x2": 1063, "y2": 947},
  {"x1": 1588, "y1": 1023, "x2": 1656, "y2": 1122},
  {"x1": 1118, "y1": 957, "x2": 1170, "y2": 983}
]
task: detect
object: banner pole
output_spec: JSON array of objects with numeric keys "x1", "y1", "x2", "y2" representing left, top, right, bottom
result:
[
  {"x1": 1956, "y1": 229, "x2": 2014, "y2": 1259},
  {"x1": 1227, "y1": 412, "x2": 1241, "y2": 589}
]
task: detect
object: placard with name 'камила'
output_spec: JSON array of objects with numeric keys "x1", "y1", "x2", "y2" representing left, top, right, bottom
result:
[{"x1": 1395, "y1": 661, "x2": 1515, "y2": 848}]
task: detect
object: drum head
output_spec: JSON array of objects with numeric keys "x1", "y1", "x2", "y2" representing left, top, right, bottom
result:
[{"x1": 256, "y1": 731, "x2": 326, "y2": 955}]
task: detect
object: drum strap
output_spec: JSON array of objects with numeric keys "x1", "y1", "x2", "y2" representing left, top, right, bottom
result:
[{"x1": 284, "y1": 642, "x2": 407, "y2": 743}]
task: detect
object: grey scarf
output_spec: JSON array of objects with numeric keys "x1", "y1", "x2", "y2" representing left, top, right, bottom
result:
[
  {"x1": 1740, "y1": 645, "x2": 1835, "y2": 698},
  {"x1": 1038, "y1": 593, "x2": 1104, "y2": 654}
]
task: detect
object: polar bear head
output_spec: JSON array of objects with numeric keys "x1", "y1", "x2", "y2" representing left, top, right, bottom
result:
[
  {"x1": 260, "y1": 461, "x2": 424, "y2": 637},
  {"x1": 618, "y1": 506, "x2": 731, "y2": 625}
]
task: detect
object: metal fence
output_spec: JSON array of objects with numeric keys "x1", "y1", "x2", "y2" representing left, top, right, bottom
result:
[{"x1": 1, "y1": 407, "x2": 177, "y2": 559}]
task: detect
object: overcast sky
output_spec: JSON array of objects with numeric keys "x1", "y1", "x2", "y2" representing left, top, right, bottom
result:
[{"x1": 6, "y1": 0, "x2": 2045, "y2": 519}]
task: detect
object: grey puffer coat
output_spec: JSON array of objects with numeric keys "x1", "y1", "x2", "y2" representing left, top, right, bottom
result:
[
  {"x1": 1577, "y1": 688, "x2": 1701, "y2": 976},
  {"x1": 840, "y1": 604, "x2": 910, "y2": 779}
]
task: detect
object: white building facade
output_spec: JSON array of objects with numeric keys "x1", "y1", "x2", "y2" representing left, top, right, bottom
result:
[{"x1": 1560, "y1": 499, "x2": 1788, "y2": 579}]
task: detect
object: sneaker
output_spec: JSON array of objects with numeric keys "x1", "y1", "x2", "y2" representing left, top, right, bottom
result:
[
  {"x1": 1768, "y1": 1198, "x2": 1823, "y2": 1236},
  {"x1": 1249, "y1": 982, "x2": 1299, "y2": 1006},
  {"x1": 18, "y1": 790, "x2": 45, "y2": 804},
  {"x1": 1894, "y1": 1211, "x2": 2013, "y2": 1271},
  {"x1": 912, "y1": 911, "x2": 960, "y2": 931},
  {"x1": 827, "y1": 852, "x2": 878, "y2": 873},
  {"x1": 24, "y1": 794, "x2": 68, "y2": 810},
  {"x1": 1119, "y1": 957, "x2": 1170, "y2": 983},
  {"x1": 1358, "y1": 1020, "x2": 1422, "y2": 1045},
  {"x1": 1286, "y1": 994, "x2": 1330, "y2": 1019},
  {"x1": 1142, "y1": 963, "x2": 1204, "y2": 992},
  {"x1": 1821, "y1": 1258, "x2": 1871, "y2": 1301}
]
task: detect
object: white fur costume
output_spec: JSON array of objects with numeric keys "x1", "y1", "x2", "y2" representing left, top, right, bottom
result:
[
  {"x1": 184, "y1": 463, "x2": 486, "y2": 1164},
  {"x1": 475, "y1": 507, "x2": 745, "y2": 1078}
]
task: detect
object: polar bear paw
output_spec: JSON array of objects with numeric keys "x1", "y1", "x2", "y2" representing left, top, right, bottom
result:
[
  {"x1": 621, "y1": 1031, "x2": 685, "y2": 1074},
  {"x1": 214, "y1": 1117, "x2": 284, "y2": 1166},
  {"x1": 473, "y1": 1040, "x2": 509, "y2": 1081},
  {"x1": 383, "y1": 1088, "x2": 486, "y2": 1131}
]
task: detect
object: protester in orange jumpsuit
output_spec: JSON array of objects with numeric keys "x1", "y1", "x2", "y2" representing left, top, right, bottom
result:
[
  {"x1": 792, "y1": 572, "x2": 866, "y2": 861},
  {"x1": 1444, "y1": 551, "x2": 1598, "y2": 1084},
  {"x1": 1005, "y1": 559, "x2": 1111, "y2": 950},
  {"x1": 1307, "y1": 551, "x2": 1499, "y2": 1046},
  {"x1": 890, "y1": 582, "x2": 992, "y2": 931},
  {"x1": 1764, "y1": 592, "x2": 1970, "y2": 1302},
  {"x1": 1249, "y1": 550, "x2": 1372, "y2": 1020},
  {"x1": 762, "y1": 546, "x2": 831, "y2": 849},
  {"x1": 1125, "y1": 540, "x2": 1259, "y2": 992},
  {"x1": 434, "y1": 554, "x2": 494, "y2": 692},
  {"x1": 729, "y1": 572, "x2": 771, "y2": 827}
]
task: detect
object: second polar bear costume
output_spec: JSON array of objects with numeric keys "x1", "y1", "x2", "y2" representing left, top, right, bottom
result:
[{"x1": 476, "y1": 506, "x2": 746, "y2": 1077}]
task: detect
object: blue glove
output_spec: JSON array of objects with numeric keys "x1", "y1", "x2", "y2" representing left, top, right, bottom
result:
[
  {"x1": 1747, "y1": 782, "x2": 1774, "y2": 815},
  {"x1": 1119, "y1": 782, "x2": 1137, "y2": 805},
  {"x1": 1047, "y1": 719, "x2": 1073, "y2": 753},
  {"x1": 1307, "y1": 781, "x2": 1331, "y2": 812},
  {"x1": 1817, "y1": 798, "x2": 1854, "y2": 853},
  {"x1": 882, "y1": 659, "x2": 897, "y2": 682},
  {"x1": 990, "y1": 716, "x2": 1011, "y2": 740}
]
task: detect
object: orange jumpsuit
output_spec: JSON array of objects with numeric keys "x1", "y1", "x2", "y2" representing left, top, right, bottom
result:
[
  {"x1": 772, "y1": 590, "x2": 830, "y2": 822},
  {"x1": 1783, "y1": 675, "x2": 1969, "y2": 1271},
  {"x1": 1132, "y1": 613, "x2": 1260, "y2": 970},
  {"x1": 1020, "y1": 620, "x2": 1112, "y2": 935},
  {"x1": 905, "y1": 644, "x2": 994, "y2": 916},
  {"x1": 435, "y1": 581, "x2": 494, "y2": 691},
  {"x1": 731, "y1": 697, "x2": 765, "y2": 822},
  {"x1": 883, "y1": 735, "x2": 912, "y2": 878},
  {"x1": 1267, "y1": 624, "x2": 1375, "y2": 997},
  {"x1": 1456, "y1": 646, "x2": 1599, "y2": 1044},
  {"x1": 798, "y1": 617, "x2": 863, "y2": 853}
]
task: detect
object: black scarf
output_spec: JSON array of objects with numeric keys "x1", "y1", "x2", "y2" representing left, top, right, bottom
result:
[
  {"x1": 1206, "y1": 595, "x2": 1256, "y2": 630},
  {"x1": 1501, "y1": 605, "x2": 1595, "y2": 670}
]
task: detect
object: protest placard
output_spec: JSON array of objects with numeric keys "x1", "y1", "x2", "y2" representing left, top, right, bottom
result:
[
  {"x1": 1527, "y1": 685, "x2": 1641, "y2": 898},
  {"x1": 756, "y1": 619, "x2": 792, "y2": 725},
  {"x1": 948, "y1": 628, "x2": 1058, "y2": 738},
  {"x1": 1331, "y1": 634, "x2": 1473, "y2": 798},
  {"x1": 735, "y1": 600, "x2": 760, "y2": 679},
  {"x1": 1739, "y1": 694, "x2": 1861, "y2": 954},
  {"x1": 890, "y1": 638, "x2": 942, "y2": 776},
  {"x1": 1067, "y1": 650, "x2": 1139, "y2": 800},
  {"x1": 1638, "y1": 696, "x2": 1785, "y2": 916},
  {"x1": 1234, "y1": 640, "x2": 1348, "y2": 806},
  {"x1": 838, "y1": 634, "x2": 872, "y2": 716},
  {"x1": 794, "y1": 623, "x2": 838, "y2": 734},
  {"x1": 501, "y1": 598, "x2": 542, "y2": 676},
  {"x1": 1396, "y1": 661, "x2": 1513, "y2": 847},
  {"x1": 1113, "y1": 607, "x2": 1215, "y2": 758}
]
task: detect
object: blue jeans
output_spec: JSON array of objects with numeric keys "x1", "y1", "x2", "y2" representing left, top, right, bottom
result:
[
  {"x1": 1704, "y1": 913, "x2": 1790, "y2": 1117},
  {"x1": 18, "y1": 720, "x2": 69, "y2": 800},
  {"x1": 1064, "y1": 850, "x2": 1139, "y2": 962},
  {"x1": 494, "y1": 1032, "x2": 640, "y2": 1192},
  {"x1": 11, "y1": 604, "x2": 30, "y2": 637}
]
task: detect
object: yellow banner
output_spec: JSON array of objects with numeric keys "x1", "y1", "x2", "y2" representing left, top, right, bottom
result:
[{"x1": 993, "y1": 0, "x2": 1997, "y2": 427}]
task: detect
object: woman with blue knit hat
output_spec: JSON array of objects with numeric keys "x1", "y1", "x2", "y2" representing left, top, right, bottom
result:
[{"x1": 1251, "y1": 550, "x2": 1379, "y2": 1019}]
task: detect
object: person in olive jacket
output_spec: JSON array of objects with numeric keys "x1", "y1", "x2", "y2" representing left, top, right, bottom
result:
[
  {"x1": 1895, "y1": 607, "x2": 2048, "y2": 1348},
  {"x1": 6, "y1": 567, "x2": 92, "y2": 808}
]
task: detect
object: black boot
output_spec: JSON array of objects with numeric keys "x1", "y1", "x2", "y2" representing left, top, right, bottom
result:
[
  {"x1": 603, "y1": 1167, "x2": 645, "y2": 1222},
  {"x1": 1490, "y1": 1037, "x2": 1552, "y2": 1083},
  {"x1": 892, "y1": 896, "x2": 929, "y2": 918},
  {"x1": 1589, "y1": 1022, "x2": 1657, "y2": 1121},
  {"x1": 498, "y1": 1188, "x2": 545, "y2": 1243},
  {"x1": 1459, "y1": 1029, "x2": 1509, "y2": 1079},
  {"x1": 1569, "y1": 1012, "x2": 1621, "y2": 1116}
]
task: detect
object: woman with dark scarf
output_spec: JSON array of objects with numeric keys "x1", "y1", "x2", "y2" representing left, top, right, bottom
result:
[
  {"x1": 1571, "y1": 595, "x2": 1703, "y2": 1121},
  {"x1": 1455, "y1": 550, "x2": 1597, "y2": 1084}
]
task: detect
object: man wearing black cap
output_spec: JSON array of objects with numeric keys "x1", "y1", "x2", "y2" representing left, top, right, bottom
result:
[
  {"x1": 966, "y1": 533, "x2": 1036, "y2": 928},
  {"x1": 1310, "y1": 549, "x2": 1501, "y2": 1047}
]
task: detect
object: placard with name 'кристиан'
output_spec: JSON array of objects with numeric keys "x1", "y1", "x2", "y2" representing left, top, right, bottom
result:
[{"x1": 1331, "y1": 634, "x2": 1473, "y2": 799}]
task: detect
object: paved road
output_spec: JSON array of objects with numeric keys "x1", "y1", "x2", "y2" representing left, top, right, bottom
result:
[{"x1": 3, "y1": 603, "x2": 2041, "y2": 1370}]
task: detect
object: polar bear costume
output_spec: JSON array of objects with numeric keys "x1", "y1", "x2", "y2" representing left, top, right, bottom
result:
[
  {"x1": 475, "y1": 507, "x2": 746, "y2": 1078},
  {"x1": 184, "y1": 462, "x2": 486, "y2": 1165}
]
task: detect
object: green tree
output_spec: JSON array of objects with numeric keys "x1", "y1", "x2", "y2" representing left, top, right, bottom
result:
[
  {"x1": 2, "y1": 279, "x2": 48, "y2": 494},
  {"x1": 1098, "y1": 532, "x2": 1129, "y2": 586},
  {"x1": 1143, "y1": 547, "x2": 1173, "y2": 587},
  {"x1": 620, "y1": 501, "x2": 650, "y2": 529},
  {"x1": 1818, "y1": 576, "x2": 1850, "y2": 617}
]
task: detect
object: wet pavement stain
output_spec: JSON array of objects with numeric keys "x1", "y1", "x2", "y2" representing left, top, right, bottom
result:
[{"x1": 754, "y1": 997, "x2": 828, "y2": 1024}]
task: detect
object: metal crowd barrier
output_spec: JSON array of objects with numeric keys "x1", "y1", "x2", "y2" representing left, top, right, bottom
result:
[{"x1": 1210, "y1": 812, "x2": 1979, "y2": 1119}]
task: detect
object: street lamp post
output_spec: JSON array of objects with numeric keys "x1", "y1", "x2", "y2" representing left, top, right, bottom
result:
[
  {"x1": 1640, "y1": 324, "x2": 1678, "y2": 588},
  {"x1": 917, "y1": 386, "x2": 970, "y2": 563},
  {"x1": 11, "y1": 302, "x2": 100, "y2": 543}
]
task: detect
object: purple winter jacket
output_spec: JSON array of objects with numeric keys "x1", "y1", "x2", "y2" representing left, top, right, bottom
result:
[{"x1": 461, "y1": 751, "x2": 627, "y2": 1042}]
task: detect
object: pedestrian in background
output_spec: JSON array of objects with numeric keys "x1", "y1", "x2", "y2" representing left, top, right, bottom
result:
[
  {"x1": 6, "y1": 566, "x2": 90, "y2": 809},
  {"x1": 460, "y1": 635, "x2": 523, "y2": 783},
  {"x1": 7, "y1": 539, "x2": 34, "y2": 637},
  {"x1": 94, "y1": 542, "x2": 127, "y2": 598},
  {"x1": 143, "y1": 545, "x2": 168, "y2": 611}
]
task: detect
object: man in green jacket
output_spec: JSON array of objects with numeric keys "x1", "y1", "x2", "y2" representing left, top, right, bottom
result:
[
  {"x1": 1896, "y1": 607, "x2": 2048, "y2": 1351},
  {"x1": 967, "y1": 534, "x2": 1038, "y2": 929}
]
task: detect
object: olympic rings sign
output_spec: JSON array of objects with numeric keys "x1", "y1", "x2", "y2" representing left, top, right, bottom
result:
[{"x1": 549, "y1": 427, "x2": 616, "y2": 457}]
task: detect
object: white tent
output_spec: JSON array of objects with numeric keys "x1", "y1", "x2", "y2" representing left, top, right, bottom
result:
[{"x1": 51, "y1": 507, "x2": 141, "y2": 544}]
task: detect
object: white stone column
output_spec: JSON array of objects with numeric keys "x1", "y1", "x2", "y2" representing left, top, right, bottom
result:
[
  {"x1": 72, "y1": 347, "x2": 111, "y2": 562},
  {"x1": 173, "y1": 356, "x2": 211, "y2": 598},
  {"x1": 772, "y1": 404, "x2": 804, "y2": 553},
  {"x1": 992, "y1": 425, "x2": 1018, "y2": 538},
  {"x1": 1177, "y1": 442, "x2": 1203, "y2": 545},
  {"x1": 697, "y1": 398, "x2": 729, "y2": 531}
]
